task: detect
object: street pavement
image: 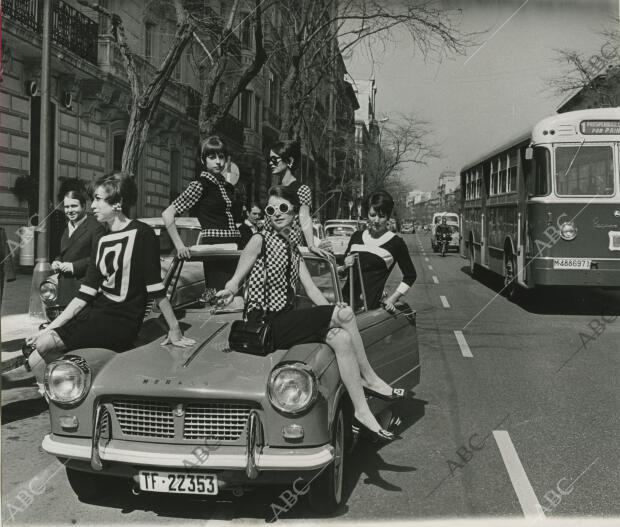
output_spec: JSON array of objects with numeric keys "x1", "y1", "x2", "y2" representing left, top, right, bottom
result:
[{"x1": 2, "y1": 232, "x2": 619, "y2": 524}]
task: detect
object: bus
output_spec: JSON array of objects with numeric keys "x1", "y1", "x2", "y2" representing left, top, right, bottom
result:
[{"x1": 460, "y1": 108, "x2": 620, "y2": 298}]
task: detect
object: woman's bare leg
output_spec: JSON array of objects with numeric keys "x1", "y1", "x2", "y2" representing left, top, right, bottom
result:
[
  {"x1": 330, "y1": 306, "x2": 393, "y2": 396},
  {"x1": 28, "y1": 330, "x2": 66, "y2": 385},
  {"x1": 325, "y1": 328, "x2": 384, "y2": 433}
]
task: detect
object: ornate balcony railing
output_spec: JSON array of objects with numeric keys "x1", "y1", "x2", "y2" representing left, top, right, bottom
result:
[{"x1": 4, "y1": 0, "x2": 98, "y2": 64}]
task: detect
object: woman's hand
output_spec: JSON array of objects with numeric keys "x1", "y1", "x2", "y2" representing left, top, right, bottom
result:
[
  {"x1": 161, "y1": 327, "x2": 196, "y2": 347},
  {"x1": 215, "y1": 288, "x2": 235, "y2": 307},
  {"x1": 58, "y1": 262, "x2": 73, "y2": 274},
  {"x1": 26, "y1": 329, "x2": 50, "y2": 348},
  {"x1": 382, "y1": 300, "x2": 397, "y2": 314},
  {"x1": 309, "y1": 245, "x2": 331, "y2": 259},
  {"x1": 175, "y1": 243, "x2": 192, "y2": 260},
  {"x1": 342, "y1": 255, "x2": 355, "y2": 269}
]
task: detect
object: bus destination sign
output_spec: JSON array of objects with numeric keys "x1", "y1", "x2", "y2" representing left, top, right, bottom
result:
[{"x1": 580, "y1": 120, "x2": 620, "y2": 135}]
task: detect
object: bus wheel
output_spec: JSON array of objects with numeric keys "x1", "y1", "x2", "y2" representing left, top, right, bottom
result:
[
  {"x1": 503, "y1": 254, "x2": 520, "y2": 300},
  {"x1": 469, "y1": 243, "x2": 477, "y2": 277}
]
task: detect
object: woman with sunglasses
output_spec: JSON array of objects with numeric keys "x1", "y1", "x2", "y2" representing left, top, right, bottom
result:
[
  {"x1": 341, "y1": 190, "x2": 417, "y2": 313},
  {"x1": 267, "y1": 140, "x2": 330, "y2": 257},
  {"x1": 215, "y1": 185, "x2": 403, "y2": 442},
  {"x1": 162, "y1": 136, "x2": 241, "y2": 258}
]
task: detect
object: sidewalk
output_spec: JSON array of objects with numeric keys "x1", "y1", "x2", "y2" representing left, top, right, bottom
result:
[{"x1": 1, "y1": 271, "x2": 46, "y2": 373}]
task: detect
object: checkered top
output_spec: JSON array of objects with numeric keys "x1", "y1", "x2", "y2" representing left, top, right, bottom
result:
[
  {"x1": 172, "y1": 172, "x2": 240, "y2": 238},
  {"x1": 246, "y1": 231, "x2": 300, "y2": 314}
]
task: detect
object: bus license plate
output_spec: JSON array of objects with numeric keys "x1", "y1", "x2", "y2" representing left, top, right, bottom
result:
[
  {"x1": 139, "y1": 471, "x2": 218, "y2": 495},
  {"x1": 553, "y1": 258, "x2": 591, "y2": 269}
]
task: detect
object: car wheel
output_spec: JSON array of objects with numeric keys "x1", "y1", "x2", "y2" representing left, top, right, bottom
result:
[
  {"x1": 65, "y1": 467, "x2": 127, "y2": 503},
  {"x1": 308, "y1": 405, "x2": 345, "y2": 514}
]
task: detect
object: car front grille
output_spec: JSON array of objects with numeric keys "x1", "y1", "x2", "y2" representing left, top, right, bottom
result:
[
  {"x1": 113, "y1": 400, "x2": 175, "y2": 438},
  {"x1": 183, "y1": 403, "x2": 251, "y2": 441},
  {"x1": 110, "y1": 399, "x2": 251, "y2": 442}
]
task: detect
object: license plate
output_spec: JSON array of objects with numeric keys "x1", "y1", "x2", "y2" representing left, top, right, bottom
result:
[
  {"x1": 139, "y1": 471, "x2": 218, "y2": 495},
  {"x1": 553, "y1": 258, "x2": 591, "y2": 269}
]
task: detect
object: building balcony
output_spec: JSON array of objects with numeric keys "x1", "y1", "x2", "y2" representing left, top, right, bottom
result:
[
  {"x1": 3, "y1": 0, "x2": 98, "y2": 64},
  {"x1": 216, "y1": 113, "x2": 244, "y2": 148}
]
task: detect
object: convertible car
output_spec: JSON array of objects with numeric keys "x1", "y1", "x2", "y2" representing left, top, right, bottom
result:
[{"x1": 41, "y1": 241, "x2": 420, "y2": 513}]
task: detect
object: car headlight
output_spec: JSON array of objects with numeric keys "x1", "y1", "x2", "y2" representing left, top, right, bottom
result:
[
  {"x1": 559, "y1": 221, "x2": 577, "y2": 241},
  {"x1": 39, "y1": 280, "x2": 58, "y2": 304},
  {"x1": 268, "y1": 363, "x2": 317, "y2": 415},
  {"x1": 44, "y1": 356, "x2": 91, "y2": 406}
]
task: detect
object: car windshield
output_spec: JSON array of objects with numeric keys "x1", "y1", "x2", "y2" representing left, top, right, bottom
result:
[
  {"x1": 165, "y1": 252, "x2": 338, "y2": 313},
  {"x1": 435, "y1": 215, "x2": 458, "y2": 224},
  {"x1": 554, "y1": 145, "x2": 615, "y2": 196},
  {"x1": 326, "y1": 226, "x2": 355, "y2": 237}
]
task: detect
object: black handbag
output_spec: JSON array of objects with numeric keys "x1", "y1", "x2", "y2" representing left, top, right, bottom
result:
[{"x1": 228, "y1": 237, "x2": 293, "y2": 356}]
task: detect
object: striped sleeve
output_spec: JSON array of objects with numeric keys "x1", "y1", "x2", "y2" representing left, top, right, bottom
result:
[
  {"x1": 297, "y1": 184, "x2": 312, "y2": 207},
  {"x1": 143, "y1": 226, "x2": 165, "y2": 300},
  {"x1": 171, "y1": 180, "x2": 203, "y2": 215}
]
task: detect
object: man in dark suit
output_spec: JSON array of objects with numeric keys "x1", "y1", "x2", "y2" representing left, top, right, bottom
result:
[
  {"x1": 52, "y1": 190, "x2": 105, "y2": 308},
  {"x1": 238, "y1": 202, "x2": 263, "y2": 249}
]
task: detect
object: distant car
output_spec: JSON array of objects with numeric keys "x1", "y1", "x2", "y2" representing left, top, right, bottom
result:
[
  {"x1": 40, "y1": 246, "x2": 420, "y2": 514},
  {"x1": 431, "y1": 222, "x2": 460, "y2": 252},
  {"x1": 401, "y1": 221, "x2": 415, "y2": 234},
  {"x1": 430, "y1": 212, "x2": 459, "y2": 239},
  {"x1": 325, "y1": 223, "x2": 356, "y2": 263},
  {"x1": 325, "y1": 219, "x2": 363, "y2": 232}
]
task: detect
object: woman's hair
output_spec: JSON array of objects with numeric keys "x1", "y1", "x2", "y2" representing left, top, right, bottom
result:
[
  {"x1": 271, "y1": 140, "x2": 301, "y2": 171},
  {"x1": 268, "y1": 185, "x2": 300, "y2": 213},
  {"x1": 94, "y1": 172, "x2": 137, "y2": 216},
  {"x1": 199, "y1": 135, "x2": 227, "y2": 166},
  {"x1": 366, "y1": 190, "x2": 394, "y2": 218},
  {"x1": 63, "y1": 189, "x2": 87, "y2": 208}
]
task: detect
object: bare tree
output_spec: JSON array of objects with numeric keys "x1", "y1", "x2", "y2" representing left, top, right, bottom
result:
[
  {"x1": 189, "y1": 0, "x2": 268, "y2": 138},
  {"x1": 364, "y1": 115, "x2": 440, "y2": 194},
  {"x1": 547, "y1": 24, "x2": 620, "y2": 108},
  {"x1": 268, "y1": 0, "x2": 467, "y2": 140},
  {"x1": 78, "y1": 0, "x2": 197, "y2": 176}
]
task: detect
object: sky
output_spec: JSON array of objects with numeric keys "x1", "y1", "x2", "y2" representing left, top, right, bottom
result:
[{"x1": 344, "y1": 0, "x2": 619, "y2": 192}]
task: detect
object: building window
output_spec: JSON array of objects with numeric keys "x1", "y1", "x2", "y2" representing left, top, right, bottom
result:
[
  {"x1": 240, "y1": 12, "x2": 253, "y2": 49},
  {"x1": 241, "y1": 89, "x2": 253, "y2": 128},
  {"x1": 145, "y1": 23, "x2": 154, "y2": 62},
  {"x1": 499, "y1": 156, "x2": 507, "y2": 193},
  {"x1": 113, "y1": 135, "x2": 125, "y2": 171},
  {"x1": 490, "y1": 160, "x2": 499, "y2": 196},
  {"x1": 254, "y1": 94, "x2": 261, "y2": 132},
  {"x1": 268, "y1": 71, "x2": 280, "y2": 112},
  {"x1": 508, "y1": 151, "x2": 518, "y2": 192}
]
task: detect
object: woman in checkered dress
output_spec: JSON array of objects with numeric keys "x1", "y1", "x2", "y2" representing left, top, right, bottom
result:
[
  {"x1": 216, "y1": 185, "x2": 402, "y2": 442},
  {"x1": 267, "y1": 140, "x2": 330, "y2": 258},
  {"x1": 162, "y1": 136, "x2": 241, "y2": 258}
]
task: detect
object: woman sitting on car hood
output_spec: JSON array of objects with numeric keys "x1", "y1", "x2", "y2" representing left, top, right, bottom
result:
[
  {"x1": 25, "y1": 173, "x2": 195, "y2": 387},
  {"x1": 215, "y1": 185, "x2": 404, "y2": 442}
]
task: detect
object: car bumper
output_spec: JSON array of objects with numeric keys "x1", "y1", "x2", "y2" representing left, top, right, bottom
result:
[{"x1": 42, "y1": 434, "x2": 334, "y2": 471}]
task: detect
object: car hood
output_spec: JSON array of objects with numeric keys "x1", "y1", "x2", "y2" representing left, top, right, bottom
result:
[{"x1": 87, "y1": 315, "x2": 325, "y2": 401}]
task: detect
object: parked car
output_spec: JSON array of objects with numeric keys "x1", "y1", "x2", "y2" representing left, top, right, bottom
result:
[
  {"x1": 40, "y1": 246, "x2": 420, "y2": 513},
  {"x1": 325, "y1": 223, "x2": 356, "y2": 263},
  {"x1": 401, "y1": 221, "x2": 415, "y2": 234}
]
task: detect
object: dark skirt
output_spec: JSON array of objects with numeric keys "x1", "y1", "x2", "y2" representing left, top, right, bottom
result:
[
  {"x1": 269, "y1": 305, "x2": 335, "y2": 349},
  {"x1": 54, "y1": 305, "x2": 140, "y2": 352}
]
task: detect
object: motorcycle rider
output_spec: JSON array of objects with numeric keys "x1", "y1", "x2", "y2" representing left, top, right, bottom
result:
[{"x1": 435, "y1": 217, "x2": 452, "y2": 249}]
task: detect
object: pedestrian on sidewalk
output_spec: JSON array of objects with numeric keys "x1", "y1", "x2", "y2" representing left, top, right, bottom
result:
[{"x1": 51, "y1": 189, "x2": 105, "y2": 309}]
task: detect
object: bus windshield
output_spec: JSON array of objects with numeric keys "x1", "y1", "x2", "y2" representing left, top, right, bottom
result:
[{"x1": 555, "y1": 145, "x2": 615, "y2": 196}]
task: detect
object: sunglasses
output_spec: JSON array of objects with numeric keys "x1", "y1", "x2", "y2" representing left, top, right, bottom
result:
[
  {"x1": 265, "y1": 203, "x2": 293, "y2": 216},
  {"x1": 268, "y1": 155, "x2": 282, "y2": 165}
]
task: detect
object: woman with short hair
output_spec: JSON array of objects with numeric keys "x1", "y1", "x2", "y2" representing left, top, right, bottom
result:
[
  {"x1": 341, "y1": 190, "x2": 417, "y2": 312},
  {"x1": 25, "y1": 173, "x2": 194, "y2": 384},
  {"x1": 216, "y1": 185, "x2": 403, "y2": 442}
]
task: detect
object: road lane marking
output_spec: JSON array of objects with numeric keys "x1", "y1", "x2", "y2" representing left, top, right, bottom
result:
[
  {"x1": 428, "y1": 265, "x2": 433, "y2": 270},
  {"x1": 424, "y1": 257, "x2": 429, "y2": 262},
  {"x1": 432, "y1": 275, "x2": 439, "y2": 284},
  {"x1": 454, "y1": 330, "x2": 473, "y2": 357},
  {"x1": 493, "y1": 430, "x2": 544, "y2": 519},
  {"x1": 440, "y1": 295, "x2": 450, "y2": 308}
]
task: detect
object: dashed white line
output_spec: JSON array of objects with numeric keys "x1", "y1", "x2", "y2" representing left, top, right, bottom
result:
[
  {"x1": 440, "y1": 295, "x2": 450, "y2": 308},
  {"x1": 454, "y1": 330, "x2": 473, "y2": 357},
  {"x1": 493, "y1": 430, "x2": 544, "y2": 519},
  {"x1": 432, "y1": 275, "x2": 439, "y2": 284},
  {"x1": 428, "y1": 265, "x2": 434, "y2": 271},
  {"x1": 424, "y1": 257, "x2": 429, "y2": 262}
]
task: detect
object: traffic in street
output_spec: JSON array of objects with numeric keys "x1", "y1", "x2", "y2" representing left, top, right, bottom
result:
[{"x1": 3, "y1": 230, "x2": 618, "y2": 523}]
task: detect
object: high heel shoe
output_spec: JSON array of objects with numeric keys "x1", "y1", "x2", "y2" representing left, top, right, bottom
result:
[
  {"x1": 352, "y1": 417, "x2": 402, "y2": 442},
  {"x1": 363, "y1": 386, "x2": 407, "y2": 401}
]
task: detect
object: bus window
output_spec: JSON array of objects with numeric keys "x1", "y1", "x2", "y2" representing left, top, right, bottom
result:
[
  {"x1": 555, "y1": 145, "x2": 614, "y2": 196},
  {"x1": 530, "y1": 146, "x2": 550, "y2": 196}
]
